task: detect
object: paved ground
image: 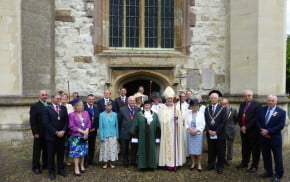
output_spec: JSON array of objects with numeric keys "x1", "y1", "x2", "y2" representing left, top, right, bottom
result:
[{"x1": 0, "y1": 142, "x2": 289, "y2": 182}]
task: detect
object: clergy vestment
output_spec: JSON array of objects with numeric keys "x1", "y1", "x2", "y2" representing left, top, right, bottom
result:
[
  {"x1": 158, "y1": 104, "x2": 186, "y2": 167},
  {"x1": 129, "y1": 110, "x2": 161, "y2": 169}
]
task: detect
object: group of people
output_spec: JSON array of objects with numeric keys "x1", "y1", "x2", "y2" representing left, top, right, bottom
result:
[{"x1": 29, "y1": 86, "x2": 286, "y2": 182}]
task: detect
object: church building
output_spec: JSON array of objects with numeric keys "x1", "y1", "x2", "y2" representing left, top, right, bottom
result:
[{"x1": 0, "y1": 0, "x2": 289, "y2": 145}]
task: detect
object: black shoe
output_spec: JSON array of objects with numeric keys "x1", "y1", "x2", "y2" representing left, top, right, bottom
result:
[
  {"x1": 80, "y1": 169, "x2": 85, "y2": 173},
  {"x1": 197, "y1": 168, "x2": 203, "y2": 173},
  {"x1": 272, "y1": 177, "x2": 280, "y2": 182},
  {"x1": 259, "y1": 172, "x2": 274, "y2": 178},
  {"x1": 49, "y1": 172, "x2": 56, "y2": 180},
  {"x1": 236, "y1": 163, "x2": 248, "y2": 169},
  {"x1": 88, "y1": 161, "x2": 96, "y2": 166},
  {"x1": 57, "y1": 170, "x2": 67, "y2": 177},
  {"x1": 74, "y1": 172, "x2": 81, "y2": 176},
  {"x1": 216, "y1": 168, "x2": 223, "y2": 174},
  {"x1": 130, "y1": 162, "x2": 137, "y2": 167},
  {"x1": 33, "y1": 169, "x2": 41, "y2": 175},
  {"x1": 205, "y1": 166, "x2": 215, "y2": 171},
  {"x1": 247, "y1": 167, "x2": 257, "y2": 173}
]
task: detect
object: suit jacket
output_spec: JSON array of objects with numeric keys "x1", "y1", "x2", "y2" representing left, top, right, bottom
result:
[
  {"x1": 68, "y1": 111, "x2": 92, "y2": 136},
  {"x1": 225, "y1": 107, "x2": 238, "y2": 139},
  {"x1": 205, "y1": 104, "x2": 227, "y2": 140},
  {"x1": 96, "y1": 98, "x2": 118, "y2": 114},
  {"x1": 115, "y1": 96, "x2": 128, "y2": 112},
  {"x1": 118, "y1": 106, "x2": 140, "y2": 140},
  {"x1": 42, "y1": 105, "x2": 68, "y2": 141},
  {"x1": 29, "y1": 101, "x2": 51, "y2": 136},
  {"x1": 256, "y1": 106, "x2": 286, "y2": 140},
  {"x1": 83, "y1": 103, "x2": 98, "y2": 129},
  {"x1": 238, "y1": 100, "x2": 262, "y2": 133}
]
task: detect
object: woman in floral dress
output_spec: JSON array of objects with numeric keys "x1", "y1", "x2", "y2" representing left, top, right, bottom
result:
[{"x1": 68, "y1": 99, "x2": 91, "y2": 176}]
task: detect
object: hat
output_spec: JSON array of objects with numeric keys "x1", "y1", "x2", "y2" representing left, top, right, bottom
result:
[
  {"x1": 208, "y1": 90, "x2": 223, "y2": 97},
  {"x1": 150, "y1": 92, "x2": 161, "y2": 99},
  {"x1": 71, "y1": 98, "x2": 82, "y2": 106},
  {"x1": 189, "y1": 99, "x2": 199, "y2": 106},
  {"x1": 143, "y1": 100, "x2": 151, "y2": 105},
  {"x1": 134, "y1": 92, "x2": 144, "y2": 98},
  {"x1": 163, "y1": 86, "x2": 175, "y2": 99},
  {"x1": 105, "y1": 101, "x2": 112, "y2": 106}
]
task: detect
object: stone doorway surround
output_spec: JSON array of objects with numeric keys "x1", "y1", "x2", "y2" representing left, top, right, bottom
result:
[{"x1": 109, "y1": 67, "x2": 174, "y2": 99}]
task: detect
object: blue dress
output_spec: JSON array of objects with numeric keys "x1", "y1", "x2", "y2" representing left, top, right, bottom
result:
[
  {"x1": 187, "y1": 113, "x2": 203, "y2": 155},
  {"x1": 69, "y1": 118, "x2": 89, "y2": 157}
]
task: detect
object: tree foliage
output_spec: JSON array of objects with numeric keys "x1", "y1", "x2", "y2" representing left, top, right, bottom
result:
[{"x1": 286, "y1": 36, "x2": 290, "y2": 94}]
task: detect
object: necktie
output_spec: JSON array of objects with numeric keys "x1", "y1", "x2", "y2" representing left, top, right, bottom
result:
[
  {"x1": 241, "y1": 102, "x2": 249, "y2": 126},
  {"x1": 56, "y1": 105, "x2": 60, "y2": 120},
  {"x1": 89, "y1": 105, "x2": 94, "y2": 116},
  {"x1": 265, "y1": 107, "x2": 272, "y2": 124},
  {"x1": 56, "y1": 105, "x2": 59, "y2": 114},
  {"x1": 212, "y1": 105, "x2": 215, "y2": 114},
  {"x1": 129, "y1": 107, "x2": 134, "y2": 119},
  {"x1": 122, "y1": 97, "x2": 125, "y2": 104}
]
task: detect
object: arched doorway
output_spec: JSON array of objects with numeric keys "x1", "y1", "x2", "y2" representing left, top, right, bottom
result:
[
  {"x1": 123, "y1": 79, "x2": 160, "y2": 97},
  {"x1": 111, "y1": 70, "x2": 173, "y2": 99}
]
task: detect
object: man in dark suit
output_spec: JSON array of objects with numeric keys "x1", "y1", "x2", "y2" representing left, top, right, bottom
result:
[
  {"x1": 43, "y1": 94, "x2": 68, "y2": 180},
  {"x1": 29, "y1": 90, "x2": 50, "y2": 174},
  {"x1": 118, "y1": 96, "x2": 140, "y2": 167},
  {"x1": 204, "y1": 92, "x2": 227, "y2": 174},
  {"x1": 221, "y1": 98, "x2": 238, "y2": 166},
  {"x1": 257, "y1": 95, "x2": 286, "y2": 182},
  {"x1": 83, "y1": 94, "x2": 98, "y2": 167},
  {"x1": 96, "y1": 89, "x2": 118, "y2": 115},
  {"x1": 69, "y1": 91, "x2": 79, "y2": 104},
  {"x1": 236, "y1": 90, "x2": 262, "y2": 173},
  {"x1": 115, "y1": 88, "x2": 128, "y2": 111}
]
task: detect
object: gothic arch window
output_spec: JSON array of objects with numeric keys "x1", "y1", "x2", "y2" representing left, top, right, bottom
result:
[{"x1": 109, "y1": 0, "x2": 174, "y2": 49}]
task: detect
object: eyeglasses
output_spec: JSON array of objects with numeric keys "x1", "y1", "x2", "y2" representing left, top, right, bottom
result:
[
  {"x1": 244, "y1": 95, "x2": 252, "y2": 97},
  {"x1": 41, "y1": 94, "x2": 48, "y2": 96},
  {"x1": 56, "y1": 98, "x2": 62, "y2": 100}
]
